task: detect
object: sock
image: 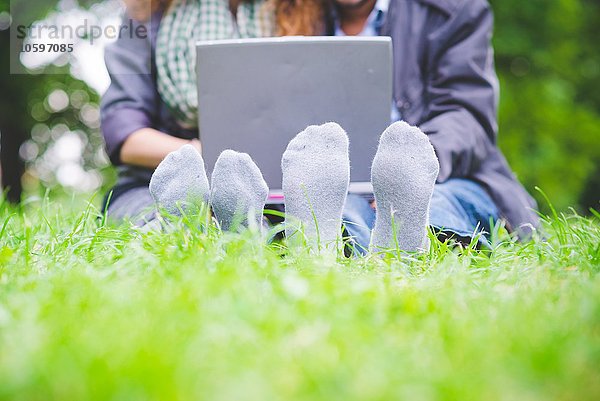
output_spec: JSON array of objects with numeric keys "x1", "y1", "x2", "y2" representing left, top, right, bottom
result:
[
  {"x1": 370, "y1": 121, "x2": 439, "y2": 252},
  {"x1": 282, "y1": 122, "x2": 350, "y2": 251},
  {"x1": 149, "y1": 144, "x2": 210, "y2": 215},
  {"x1": 209, "y1": 150, "x2": 269, "y2": 231}
]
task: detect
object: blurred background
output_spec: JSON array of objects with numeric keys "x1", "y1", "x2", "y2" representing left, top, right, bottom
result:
[{"x1": 0, "y1": 0, "x2": 598, "y2": 213}]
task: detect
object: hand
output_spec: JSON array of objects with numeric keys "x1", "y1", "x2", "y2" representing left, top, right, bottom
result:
[{"x1": 120, "y1": 128, "x2": 201, "y2": 169}]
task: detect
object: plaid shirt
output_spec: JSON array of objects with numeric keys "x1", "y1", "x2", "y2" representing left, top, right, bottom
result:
[{"x1": 156, "y1": 0, "x2": 275, "y2": 128}]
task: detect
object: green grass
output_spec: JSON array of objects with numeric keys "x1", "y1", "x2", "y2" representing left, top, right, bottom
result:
[{"x1": 0, "y1": 195, "x2": 599, "y2": 401}]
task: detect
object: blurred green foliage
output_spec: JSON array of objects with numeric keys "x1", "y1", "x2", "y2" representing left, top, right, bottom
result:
[
  {"x1": 0, "y1": 0, "x2": 112, "y2": 196},
  {"x1": 490, "y1": 0, "x2": 600, "y2": 212}
]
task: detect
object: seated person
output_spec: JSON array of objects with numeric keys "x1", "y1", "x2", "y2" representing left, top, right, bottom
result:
[
  {"x1": 101, "y1": 0, "x2": 328, "y2": 224},
  {"x1": 103, "y1": 0, "x2": 539, "y2": 255},
  {"x1": 327, "y1": 0, "x2": 539, "y2": 250}
]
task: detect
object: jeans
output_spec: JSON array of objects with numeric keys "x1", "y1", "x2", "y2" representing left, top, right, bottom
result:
[
  {"x1": 342, "y1": 178, "x2": 500, "y2": 254},
  {"x1": 105, "y1": 178, "x2": 499, "y2": 252},
  {"x1": 104, "y1": 186, "x2": 155, "y2": 226}
]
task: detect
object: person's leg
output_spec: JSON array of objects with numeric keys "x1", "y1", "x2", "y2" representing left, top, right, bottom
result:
[
  {"x1": 282, "y1": 122, "x2": 350, "y2": 252},
  {"x1": 342, "y1": 194, "x2": 375, "y2": 256},
  {"x1": 429, "y1": 178, "x2": 499, "y2": 247},
  {"x1": 349, "y1": 122, "x2": 497, "y2": 254},
  {"x1": 370, "y1": 122, "x2": 439, "y2": 252},
  {"x1": 341, "y1": 181, "x2": 499, "y2": 255},
  {"x1": 210, "y1": 150, "x2": 269, "y2": 231},
  {"x1": 104, "y1": 185, "x2": 156, "y2": 227},
  {"x1": 149, "y1": 144, "x2": 210, "y2": 215}
]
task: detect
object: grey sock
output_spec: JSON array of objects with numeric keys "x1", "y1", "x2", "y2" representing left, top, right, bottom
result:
[
  {"x1": 149, "y1": 144, "x2": 210, "y2": 215},
  {"x1": 370, "y1": 121, "x2": 439, "y2": 252},
  {"x1": 209, "y1": 150, "x2": 269, "y2": 231},
  {"x1": 282, "y1": 122, "x2": 350, "y2": 251}
]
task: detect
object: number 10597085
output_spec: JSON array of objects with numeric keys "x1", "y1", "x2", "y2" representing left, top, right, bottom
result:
[{"x1": 22, "y1": 43, "x2": 74, "y2": 53}]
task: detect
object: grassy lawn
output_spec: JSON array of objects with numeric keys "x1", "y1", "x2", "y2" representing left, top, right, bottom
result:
[{"x1": 0, "y1": 195, "x2": 599, "y2": 401}]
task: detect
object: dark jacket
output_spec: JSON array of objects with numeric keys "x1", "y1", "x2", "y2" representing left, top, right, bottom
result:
[
  {"x1": 101, "y1": 11, "x2": 197, "y2": 191},
  {"x1": 379, "y1": 0, "x2": 539, "y2": 234},
  {"x1": 101, "y1": 0, "x2": 539, "y2": 235}
]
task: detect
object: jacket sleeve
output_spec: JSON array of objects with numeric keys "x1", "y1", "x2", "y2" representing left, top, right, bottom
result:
[
  {"x1": 100, "y1": 19, "x2": 157, "y2": 165},
  {"x1": 419, "y1": 0, "x2": 499, "y2": 182}
]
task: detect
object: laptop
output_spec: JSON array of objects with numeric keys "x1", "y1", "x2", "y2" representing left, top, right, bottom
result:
[{"x1": 196, "y1": 36, "x2": 393, "y2": 203}]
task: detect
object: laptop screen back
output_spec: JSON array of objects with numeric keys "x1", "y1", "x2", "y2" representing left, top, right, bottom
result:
[{"x1": 196, "y1": 36, "x2": 392, "y2": 194}]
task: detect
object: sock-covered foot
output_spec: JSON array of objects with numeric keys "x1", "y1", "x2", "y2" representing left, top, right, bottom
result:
[
  {"x1": 370, "y1": 121, "x2": 439, "y2": 252},
  {"x1": 209, "y1": 150, "x2": 269, "y2": 231},
  {"x1": 282, "y1": 122, "x2": 350, "y2": 251},
  {"x1": 149, "y1": 144, "x2": 210, "y2": 215}
]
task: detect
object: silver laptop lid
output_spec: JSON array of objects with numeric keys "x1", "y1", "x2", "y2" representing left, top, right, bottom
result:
[{"x1": 196, "y1": 36, "x2": 392, "y2": 198}]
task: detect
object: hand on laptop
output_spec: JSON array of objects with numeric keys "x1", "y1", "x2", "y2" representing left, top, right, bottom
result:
[{"x1": 120, "y1": 128, "x2": 202, "y2": 169}]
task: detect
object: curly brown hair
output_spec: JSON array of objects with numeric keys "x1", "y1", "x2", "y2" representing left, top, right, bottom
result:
[
  {"x1": 272, "y1": 0, "x2": 329, "y2": 36},
  {"x1": 152, "y1": 0, "x2": 328, "y2": 35}
]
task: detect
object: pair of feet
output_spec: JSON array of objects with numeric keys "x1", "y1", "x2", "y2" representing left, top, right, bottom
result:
[{"x1": 149, "y1": 121, "x2": 440, "y2": 253}]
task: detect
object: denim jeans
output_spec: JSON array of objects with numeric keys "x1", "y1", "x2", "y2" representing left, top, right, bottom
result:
[
  {"x1": 105, "y1": 178, "x2": 499, "y2": 253},
  {"x1": 342, "y1": 178, "x2": 500, "y2": 254}
]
